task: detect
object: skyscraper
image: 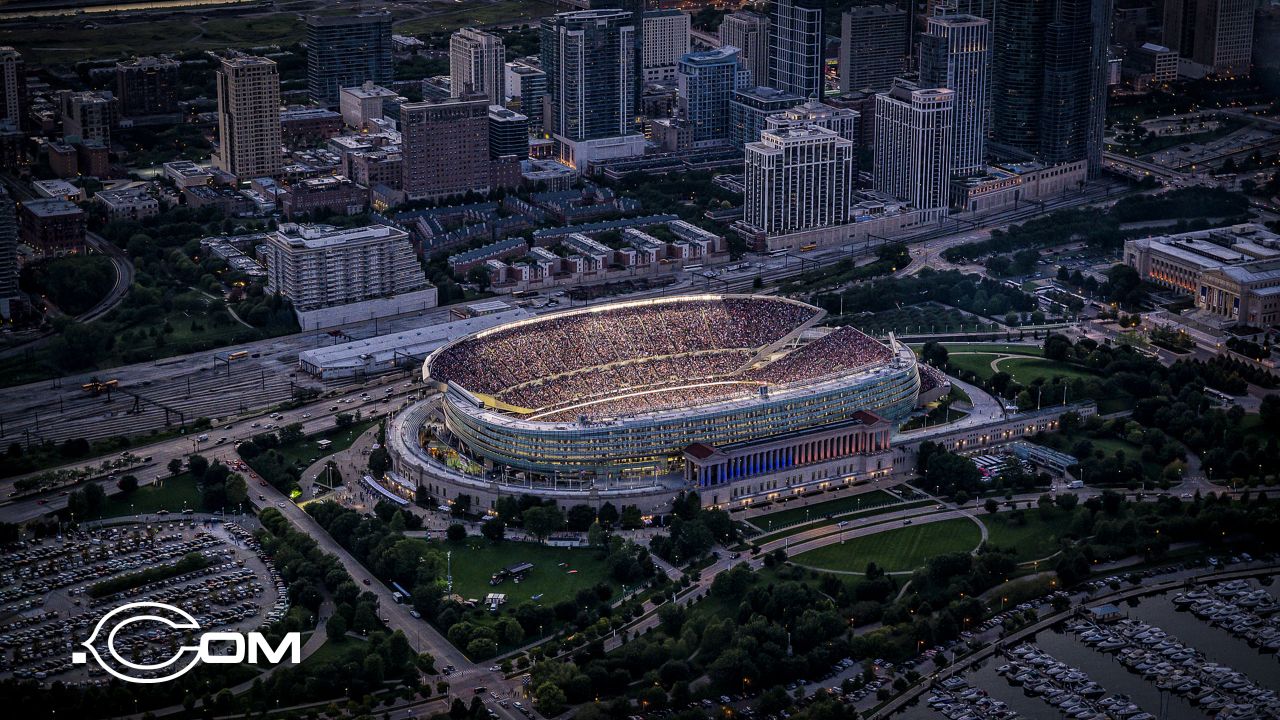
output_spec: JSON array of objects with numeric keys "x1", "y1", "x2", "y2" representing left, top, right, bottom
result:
[
  {"x1": 305, "y1": 13, "x2": 394, "y2": 105},
  {"x1": 719, "y1": 11, "x2": 771, "y2": 87},
  {"x1": 874, "y1": 80, "x2": 954, "y2": 213},
  {"x1": 59, "y1": 91, "x2": 116, "y2": 145},
  {"x1": 730, "y1": 86, "x2": 805, "y2": 149},
  {"x1": 541, "y1": 9, "x2": 644, "y2": 167},
  {"x1": 641, "y1": 10, "x2": 691, "y2": 82},
  {"x1": 0, "y1": 47, "x2": 23, "y2": 129},
  {"x1": 0, "y1": 186, "x2": 17, "y2": 320},
  {"x1": 990, "y1": 0, "x2": 1111, "y2": 174},
  {"x1": 919, "y1": 15, "x2": 990, "y2": 175},
  {"x1": 677, "y1": 46, "x2": 750, "y2": 147},
  {"x1": 744, "y1": 126, "x2": 852, "y2": 236},
  {"x1": 1163, "y1": 0, "x2": 1254, "y2": 76},
  {"x1": 450, "y1": 28, "x2": 506, "y2": 104},
  {"x1": 930, "y1": 0, "x2": 994, "y2": 20},
  {"x1": 116, "y1": 56, "x2": 180, "y2": 119},
  {"x1": 401, "y1": 96, "x2": 493, "y2": 201},
  {"x1": 488, "y1": 105, "x2": 529, "y2": 160},
  {"x1": 840, "y1": 5, "x2": 910, "y2": 94},
  {"x1": 214, "y1": 55, "x2": 282, "y2": 180},
  {"x1": 504, "y1": 59, "x2": 547, "y2": 131},
  {"x1": 770, "y1": 0, "x2": 824, "y2": 99}
]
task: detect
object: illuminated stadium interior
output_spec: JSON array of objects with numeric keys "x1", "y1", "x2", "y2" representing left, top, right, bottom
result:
[{"x1": 414, "y1": 295, "x2": 922, "y2": 483}]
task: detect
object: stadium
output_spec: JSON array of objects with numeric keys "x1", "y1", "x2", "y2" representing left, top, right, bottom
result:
[{"x1": 387, "y1": 294, "x2": 933, "y2": 512}]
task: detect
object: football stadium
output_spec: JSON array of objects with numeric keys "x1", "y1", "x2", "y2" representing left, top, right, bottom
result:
[{"x1": 387, "y1": 294, "x2": 933, "y2": 512}]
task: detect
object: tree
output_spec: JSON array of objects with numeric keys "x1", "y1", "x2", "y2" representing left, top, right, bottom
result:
[
  {"x1": 523, "y1": 505, "x2": 564, "y2": 542},
  {"x1": 597, "y1": 502, "x2": 619, "y2": 526},
  {"x1": 368, "y1": 447, "x2": 391, "y2": 477},
  {"x1": 187, "y1": 454, "x2": 209, "y2": 479},
  {"x1": 481, "y1": 517, "x2": 506, "y2": 543},
  {"x1": 446, "y1": 523, "x2": 467, "y2": 543},
  {"x1": 1044, "y1": 334, "x2": 1073, "y2": 362},
  {"x1": 565, "y1": 504, "x2": 596, "y2": 531},
  {"x1": 278, "y1": 422, "x2": 304, "y2": 445},
  {"x1": 619, "y1": 505, "x2": 643, "y2": 530},
  {"x1": 326, "y1": 613, "x2": 348, "y2": 642},
  {"x1": 335, "y1": 412, "x2": 355, "y2": 429},
  {"x1": 984, "y1": 498, "x2": 999, "y2": 514},
  {"x1": 117, "y1": 475, "x2": 139, "y2": 494},
  {"x1": 535, "y1": 683, "x2": 567, "y2": 716}
]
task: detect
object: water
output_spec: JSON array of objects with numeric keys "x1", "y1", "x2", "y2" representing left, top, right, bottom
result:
[
  {"x1": 0, "y1": 0, "x2": 252, "y2": 20},
  {"x1": 893, "y1": 580, "x2": 1280, "y2": 720}
]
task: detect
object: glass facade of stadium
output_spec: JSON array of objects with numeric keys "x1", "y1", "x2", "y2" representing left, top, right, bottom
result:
[{"x1": 437, "y1": 346, "x2": 921, "y2": 481}]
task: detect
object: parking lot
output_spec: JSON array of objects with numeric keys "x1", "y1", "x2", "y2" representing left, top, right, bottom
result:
[{"x1": 0, "y1": 517, "x2": 285, "y2": 686}]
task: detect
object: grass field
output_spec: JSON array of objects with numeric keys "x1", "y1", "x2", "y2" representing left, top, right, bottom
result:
[
  {"x1": 940, "y1": 343, "x2": 1043, "y2": 357},
  {"x1": 995, "y1": 357, "x2": 1098, "y2": 385},
  {"x1": 946, "y1": 353, "x2": 1000, "y2": 381},
  {"x1": 298, "y1": 636, "x2": 366, "y2": 670},
  {"x1": 99, "y1": 473, "x2": 202, "y2": 517},
  {"x1": 753, "y1": 500, "x2": 933, "y2": 544},
  {"x1": 272, "y1": 419, "x2": 378, "y2": 470},
  {"x1": 749, "y1": 489, "x2": 900, "y2": 530},
  {"x1": 436, "y1": 539, "x2": 619, "y2": 606},
  {"x1": 982, "y1": 510, "x2": 1080, "y2": 563},
  {"x1": 792, "y1": 518, "x2": 982, "y2": 574}
]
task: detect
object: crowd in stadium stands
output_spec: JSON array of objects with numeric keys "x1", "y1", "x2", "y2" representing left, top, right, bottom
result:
[
  {"x1": 534, "y1": 382, "x2": 761, "y2": 422},
  {"x1": 918, "y1": 363, "x2": 945, "y2": 394},
  {"x1": 745, "y1": 327, "x2": 893, "y2": 385},
  {"x1": 500, "y1": 350, "x2": 752, "y2": 410},
  {"x1": 430, "y1": 298, "x2": 818, "y2": 394}
]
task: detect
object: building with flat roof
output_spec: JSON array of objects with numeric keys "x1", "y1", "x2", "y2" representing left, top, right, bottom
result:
[
  {"x1": 450, "y1": 28, "x2": 505, "y2": 105},
  {"x1": 280, "y1": 175, "x2": 368, "y2": 220},
  {"x1": 488, "y1": 105, "x2": 528, "y2": 160},
  {"x1": 95, "y1": 185, "x2": 160, "y2": 220},
  {"x1": 764, "y1": 100, "x2": 860, "y2": 145},
  {"x1": 840, "y1": 4, "x2": 909, "y2": 94},
  {"x1": 918, "y1": 14, "x2": 990, "y2": 176},
  {"x1": 263, "y1": 223, "x2": 435, "y2": 325},
  {"x1": 642, "y1": 10, "x2": 691, "y2": 82},
  {"x1": 744, "y1": 126, "x2": 852, "y2": 237},
  {"x1": 0, "y1": 47, "x2": 23, "y2": 130},
  {"x1": 1125, "y1": 224, "x2": 1280, "y2": 327},
  {"x1": 730, "y1": 86, "x2": 805, "y2": 149},
  {"x1": 676, "y1": 47, "x2": 750, "y2": 148},
  {"x1": 116, "y1": 56, "x2": 180, "y2": 119},
  {"x1": 874, "y1": 80, "x2": 954, "y2": 214},
  {"x1": 718, "y1": 11, "x2": 770, "y2": 88},
  {"x1": 164, "y1": 160, "x2": 213, "y2": 188},
  {"x1": 339, "y1": 82, "x2": 398, "y2": 130},
  {"x1": 213, "y1": 55, "x2": 282, "y2": 180},
  {"x1": 771, "y1": 0, "x2": 824, "y2": 98},
  {"x1": 18, "y1": 199, "x2": 86, "y2": 256},
  {"x1": 306, "y1": 12, "x2": 394, "y2": 105},
  {"x1": 0, "y1": 187, "x2": 16, "y2": 319},
  {"x1": 60, "y1": 90, "x2": 116, "y2": 145},
  {"x1": 504, "y1": 59, "x2": 546, "y2": 130},
  {"x1": 31, "y1": 179, "x2": 84, "y2": 202},
  {"x1": 401, "y1": 95, "x2": 501, "y2": 202}
]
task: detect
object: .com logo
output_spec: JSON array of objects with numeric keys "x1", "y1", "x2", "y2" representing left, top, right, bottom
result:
[{"x1": 72, "y1": 601, "x2": 301, "y2": 684}]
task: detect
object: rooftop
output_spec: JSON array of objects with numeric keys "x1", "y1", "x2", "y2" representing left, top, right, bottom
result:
[{"x1": 21, "y1": 198, "x2": 83, "y2": 217}]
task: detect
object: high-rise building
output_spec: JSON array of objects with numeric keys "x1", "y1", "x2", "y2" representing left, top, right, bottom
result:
[
  {"x1": 116, "y1": 56, "x2": 180, "y2": 118},
  {"x1": 214, "y1": 55, "x2": 282, "y2": 180},
  {"x1": 1163, "y1": 0, "x2": 1254, "y2": 76},
  {"x1": 919, "y1": 15, "x2": 990, "y2": 175},
  {"x1": 401, "y1": 95, "x2": 494, "y2": 201},
  {"x1": 489, "y1": 105, "x2": 529, "y2": 160},
  {"x1": 840, "y1": 5, "x2": 910, "y2": 94},
  {"x1": 990, "y1": 0, "x2": 1111, "y2": 174},
  {"x1": 262, "y1": 223, "x2": 430, "y2": 312},
  {"x1": 541, "y1": 9, "x2": 644, "y2": 167},
  {"x1": 504, "y1": 59, "x2": 547, "y2": 131},
  {"x1": 641, "y1": 10, "x2": 691, "y2": 83},
  {"x1": 719, "y1": 11, "x2": 770, "y2": 87},
  {"x1": 339, "y1": 82, "x2": 398, "y2": 129},
  {"x1": 501, "y1": 58, "x2": 547, "y2": 129},
  {"x1": 0, "y1": 186, "x2": 17, "y2": 320},
  {"x1": 450, "y1": 28, "x2": 506, "y2": 104},
  {"x1": 0, "y1": 47, "x2": 23, "y2": 129},
  {"x1": 60, "y1": 91, "x2": 116, "y2": 145},
  {"x1": 764, "y1": 100, "x2": 860, "y2": 145},
  {"x1": 930, "y1": 0, "x2": 994, "y2": 20},
  {"x1": 744, "y1": 126, "x2": 853, "y2": 236},
  {"x1": 305, "y1": 13, "x2": 394, "y2": 105},
  {"x1": 770, "y1": 0, "x2": 824, "y2": 99},
  {"x1": 677, "y1": 46, "x2": 750, "y2": 147},
  {"x1": 730, "y1": 85, "x2": 805, "y2": 149},
  {"x1": 874, "y1": 80, "x2": 954, "y2": 212}
]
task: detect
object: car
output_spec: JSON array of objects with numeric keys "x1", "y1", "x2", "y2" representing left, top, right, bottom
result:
[
  {"x1": 410, "y1": 610, "x2": 421, "y2": 619},
  {"x1": 258, "y1": 494, "x2": 266, "y2": 501},
  {"x1": 362, "y1": 578, "x2": 371, "y2": 585},
  {"x1": 276, "y1": 501, "x2": 286, "y2": 508},
  {"x1": 837, "y1": 521, "x2": 849, "y2": 527},
  {"x1": 902, "y1": 519, "x2": 913, "y2": 525},
  {"x1": 302, "y1": 413, "x2": 310, "y2": 419}
]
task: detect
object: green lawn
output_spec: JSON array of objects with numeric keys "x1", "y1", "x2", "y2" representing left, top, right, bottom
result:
[
  {"x1": 995, "y1": 357, "x2": 1099, "y2": 385},
  {"x1": 298, "y1": 636, "x2": 366, "y2": 671},
  {"x1": 754, "y1": 500, "x2": 933, "y2": 544},
  {"x1": 946, "y1": 353, "x2": 1000, "y2": 381},
  {"x1": 272, "y1": 420, "x2": 378, "y2": 469},
  {"x1": 792, "y1": 518, "x2": 982, "y2": 573},
  {"x1": 939, "y1": 343, "x2": 1044, "y2": 357},
  {"x1": 99, "y1": 473, "x2": 202, "y2": 518},
  {"x1": 749, "y1": 489, "x2": 900, "y2": 530},
  {"x1": 437, "y1": 539, "x2": 619, "y2": 606},
  {"x1": 981, "y1": 510, "x2": 1081, "y2": 562}
]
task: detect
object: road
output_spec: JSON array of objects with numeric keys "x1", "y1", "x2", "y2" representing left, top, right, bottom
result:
[{"x1": 78, "y1": 230, "x2": 135, "y2": 324}]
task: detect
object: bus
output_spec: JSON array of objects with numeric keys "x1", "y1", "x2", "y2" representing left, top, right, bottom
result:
[
  {"x1": 684, "y1": 264, "x2": 703, "y2": 273},
  {"x1": 227, "y1": 350, "x2": 249, "y2": 361},
  {"x1": 799, "y1": 243, "x2": 818, "y2": 252},
  {"x1": 1203, "y1": 386, "x2": 1236, "y2": 405}
]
